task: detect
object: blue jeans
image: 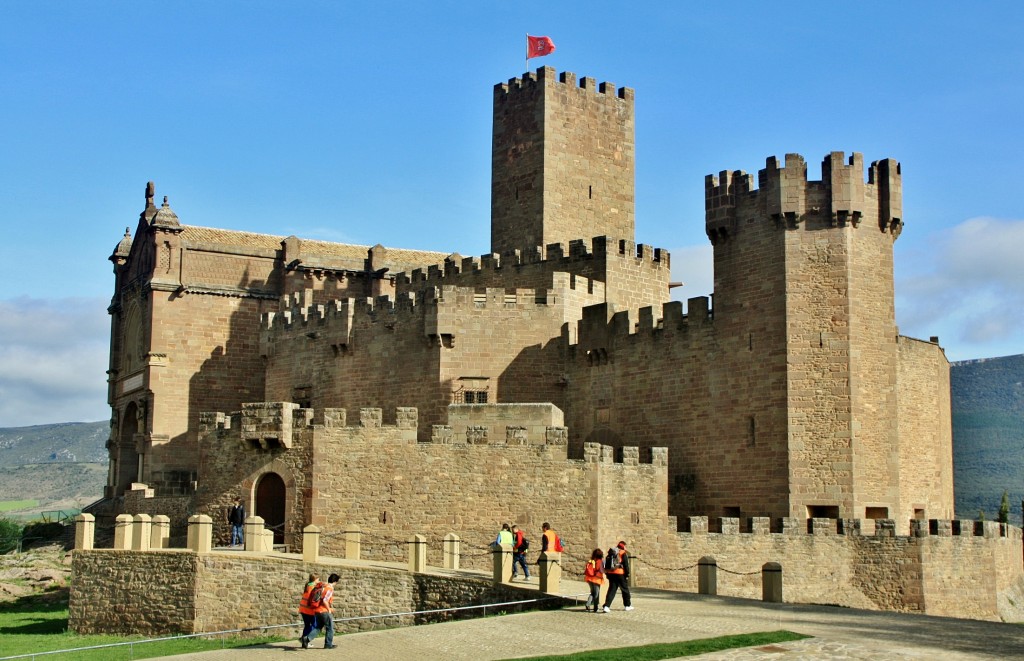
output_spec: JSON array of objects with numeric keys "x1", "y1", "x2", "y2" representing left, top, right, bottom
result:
[
  {"x1": 319, "y1": 611, "x2": 334, "y2": 647},
  {"x1": 230, "y1": 524, "x2": 244, "y2": 546},
  {"x1": 512, "y1": 552, "x2": 530, "y2": 578},
  {"x1": 300, "y1": 612, "x2": 318, "y2": 641}
]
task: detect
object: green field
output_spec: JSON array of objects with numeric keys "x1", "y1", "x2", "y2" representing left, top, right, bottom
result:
[
  {"x1": 502, "y1": 631, "x2": 809, "y2": 660},
  {"x1": 0, "y1": 500, "x2": 39, "y2": 513},
  {"x1": 0, "y1": 597, "x2": 286, "y2": 660}
]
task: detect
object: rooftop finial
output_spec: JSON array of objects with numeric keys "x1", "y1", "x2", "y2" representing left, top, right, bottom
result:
[
  {"x1": 145, "y1": 181, "x2": 155, "y2": 209},
  {"x1": 162, "y1": 195, "x2": 169, "y2": 208}
]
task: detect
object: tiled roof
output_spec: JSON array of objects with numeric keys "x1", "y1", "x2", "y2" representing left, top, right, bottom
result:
[{"x1": 178, "y1": 225, "x2": 448, "y2": 272}]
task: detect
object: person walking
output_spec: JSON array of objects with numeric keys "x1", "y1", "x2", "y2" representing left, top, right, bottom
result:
[
  {"x1": 298, "y1": 573, "x2": 321, "y2": 648},
  {"x1": 584, "y1": 548, "x2": 605, "y2": 612},
  {"x1": 313, "y1": 573, "x2": 339, "y2": 649},
  {"x1": 511, "y1": 524, "x2": 530, "y2": 580},
  {"x1": 227, "y1": 497, "x2": 245, "y2": 547},
  {"x1": 540, "y1": 522, "x2": 562, "y2": 553},
  {"x1": 494, "y1": 523, "x2": 513, "y2": 547},
  {"x1": 602, "y1": 540, "x2": 633, "y2": 612}
]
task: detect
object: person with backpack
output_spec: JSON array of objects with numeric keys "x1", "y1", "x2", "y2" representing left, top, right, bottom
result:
[
  {"x1": 227, "y1": 497, "x2": 245, "y2": 547},
  {"x1": 584, "y1": 548, "x2": 605, "y2": 612},
  {"x1": 311, "y1": 573, "x2": 338, "y2": 649},
  {"x1": 298, "y1": 573, "x2": 321, "y2": 648},
  {"x1": 602, "y1": 540, "x2": 633, "y2": 612},
  {"x1": 511, "y1": 524, "x2": 530, "y2": 580}
]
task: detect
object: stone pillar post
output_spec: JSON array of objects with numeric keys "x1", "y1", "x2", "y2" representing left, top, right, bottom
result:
[
  {"x1": 345, "y1": 526, "x2": 362, "y2": 560},
  {"x1": 492, "y1": 543, "x2": 513, "y2": 583},
  {"x1": 303, "y1": 525, "x2": 321, "y2": 563},
  {"x1": 409, "y1": 534, "x2": 427, "y2": 572},
  {"x1": 74, "y1": 513, "x2": 95, "y2": 551},
  {"x1": 698, "y1": 556, "x2": 717, "y2": 595},
  {"x1": 187, "y1": 514, "x2": 213, "y2": 553},
  {"x1": 244, "y1": 516, "x2": 264, "y2": 552},
  {"x1": 762, "y1": 562, "x2": 782, "y2": 602},
  {"x1": 539, "y1": 551, "x2": 561, "y2": 594},
  {"x1": 113, "y1": 514, "x2": 133, "y2": 550},
  {"x1": 131, "y1": 514, "x2": 152, "y2": 551},
  {"x1": 443, "y1": 533, "x2": 460, "y2": 570},
  {"x1": 150, "y1": 515, "x2": 170, "y2": 549}
]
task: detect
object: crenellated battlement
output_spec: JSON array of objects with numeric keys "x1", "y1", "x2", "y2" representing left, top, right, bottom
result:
[
  {"x1": 262, "y1": 282, "x2": 570, "y2": 334},
  {"x1": 704, "y1": 152, "x2": 903, "y2": 243},
  {"x1": 574, "y1": 296, "x2": 714, "y2": 358},
  {"x1": 494, "y1": 66, "x2": 634, "y2": 103},
  {"x1": 676, "y1": 516, "x2": 1022, "y2": 541},
  {"x1": 396, "y1": 236, "x2": 668, "y2": 289}
]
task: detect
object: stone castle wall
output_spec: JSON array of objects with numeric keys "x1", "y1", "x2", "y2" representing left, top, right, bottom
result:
[
  {"x1": 896, "y1": 336, "x2": 955, "y2": 519},
  {"x1": 562, "y1": 299, "x2": 792, "y2": 522},
  {"x1": 70, "y1": 550, "x2": 534, "y2": 635},
  {"x1": 394, "y1": 237, "x2": 669, "y2": 319}
]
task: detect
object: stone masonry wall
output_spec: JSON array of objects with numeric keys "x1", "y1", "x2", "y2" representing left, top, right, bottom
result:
[
  {"x1": 897, "y1": 336, "x2": 955, "y2": 520},
  {"x1": 563, "y1": 299, "x2": 791, "y2": 522},
  {"x1": 70, "y1": 550, "x2": 198, "y2": 634},
  {"x1": 491, "y1": 67, "x2": 635, "y2": 256},
  {"x1": 70, "y1": 550, "x2": 537, "y2": 635}
]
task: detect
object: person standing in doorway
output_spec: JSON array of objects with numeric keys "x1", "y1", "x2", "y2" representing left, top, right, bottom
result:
[{"x1": 227, "y1": 497, "x2": 245, "y2": 548}]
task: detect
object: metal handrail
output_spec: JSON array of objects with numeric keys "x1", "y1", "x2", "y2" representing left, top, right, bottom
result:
[{"x1": 0, "y1": 593, "x2": 582, "y2": 660}]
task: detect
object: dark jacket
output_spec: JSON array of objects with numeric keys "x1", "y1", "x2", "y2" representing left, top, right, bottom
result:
[{"x1": 228, "y1": 504, "x2": 246, "y2": 525}]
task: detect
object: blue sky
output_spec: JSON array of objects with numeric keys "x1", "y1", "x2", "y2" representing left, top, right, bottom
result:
[{"x1": 1, "y1": 2, "x2": 1022, "y2": 426}]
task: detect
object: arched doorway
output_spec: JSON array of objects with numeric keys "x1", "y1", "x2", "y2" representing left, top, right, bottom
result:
[
  {"x1": 255, "y1": 472, "x2": 286, "y2": 544},
  {"x1": 115, "y1": 403, "x2": 140, "y2": 495}
]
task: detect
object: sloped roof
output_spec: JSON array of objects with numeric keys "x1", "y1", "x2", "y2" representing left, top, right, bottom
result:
[{"x1": 178, "y1": 225, "x2": 448, "y2": 272}]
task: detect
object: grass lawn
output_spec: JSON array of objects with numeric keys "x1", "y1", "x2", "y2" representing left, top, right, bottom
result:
[
  {"x1": 0, "y1": 593, "x2": 286, "y2": 660},
  {"x1": 0, "y1": 501, "x2": 38, "y2": 513},
  {"x1": 500, "y1": 630, "x2": 809, "y2": 661}
]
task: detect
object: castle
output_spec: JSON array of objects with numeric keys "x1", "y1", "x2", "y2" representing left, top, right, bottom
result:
[{"x1": 88, "y1": 67, "x2": 1008, "y2": 618}]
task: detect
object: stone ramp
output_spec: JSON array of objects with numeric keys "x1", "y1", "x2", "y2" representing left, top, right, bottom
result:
[{"x1": 146, "y1": 586, "x2": 1024, "y2": 660}]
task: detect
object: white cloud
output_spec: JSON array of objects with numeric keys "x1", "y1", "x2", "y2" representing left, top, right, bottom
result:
[
  {"x1": 897, "y1": 217, "x2": 1024, "y2": 361},
  {"x1": 0, "y1": 297, "x2": 110, "y2": 427}
]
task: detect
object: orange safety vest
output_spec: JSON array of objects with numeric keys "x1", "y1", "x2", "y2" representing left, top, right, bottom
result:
[
  {"x1": 608, "y1": 549, "x2": 626, "y2": 575},
  {"x1": 542, "y1": 529, "x2": 557, "y2": 552},
  {"x1": 584, "y1": 559, "x2": 604, "y2": 584},
  {"x1": 298, "y1": 581, "x2": 321, "y2": 615},
  {"x1": 315, "y1": 584, "x2": 334, "y2": 613}
]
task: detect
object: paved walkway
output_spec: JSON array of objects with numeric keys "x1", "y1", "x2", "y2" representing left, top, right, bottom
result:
[{"x1": 146, "y1": 578, "x2": 1024, "y2": 661}]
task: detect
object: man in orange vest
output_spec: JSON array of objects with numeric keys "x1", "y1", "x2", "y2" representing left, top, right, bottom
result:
[
  {"x1": 602, "y1": 541, "x2": 633, "y2": 612},
  {"x1": 541, "y1": 522, "x2": 561, "y2": 553},
  {"x1": 309, "y1": 573, "x2": 338, "y2": 649}
]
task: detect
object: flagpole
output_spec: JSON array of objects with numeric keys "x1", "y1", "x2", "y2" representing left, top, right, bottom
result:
[{"x1": 525, "y1": 33, "x2": 528, "y2": 74}]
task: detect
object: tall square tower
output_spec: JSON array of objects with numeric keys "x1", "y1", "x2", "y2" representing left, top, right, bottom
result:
[{"x1": 491, "y1": 67, "x2": 635, "y2": 256}]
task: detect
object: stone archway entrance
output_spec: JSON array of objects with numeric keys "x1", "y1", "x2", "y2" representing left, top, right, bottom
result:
[
  {"x1": 115, "y1": 403, "x2": 140, "y2": 496},
  {"x1": 254, "y1": 472, "x2": 286, "y2": 544}
]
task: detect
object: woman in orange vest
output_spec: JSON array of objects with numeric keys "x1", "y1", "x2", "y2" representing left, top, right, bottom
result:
[
  {"x1": 602, "y1": 541, "x2": 633, "y2": 612},
  {"x1": 584, "y1": 548, "x2": 605, "y2": 613},
  {"x1": 298, "y1": 573, "x2": 320, "y2": 648}
]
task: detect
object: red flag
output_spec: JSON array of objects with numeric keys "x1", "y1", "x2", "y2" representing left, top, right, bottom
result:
[{"x1": 527, "y1": 35, "x2": 556, "y2": 59}]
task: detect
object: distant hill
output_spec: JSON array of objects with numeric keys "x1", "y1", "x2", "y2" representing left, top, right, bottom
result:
[
  {"x1": 0, "y1": 421, "x2": 108, "y2": 519},
  {"x1": 0, "y1": 421, "x2": 108, "y2": 465},
  {"x1": 951, "y1": 354, "x2": 1024, "y2": 526}
]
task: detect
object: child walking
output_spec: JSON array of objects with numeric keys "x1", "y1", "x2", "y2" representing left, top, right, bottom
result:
[{"x1": 584, "y1": 548, "x2": 605, "y2": 613}]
